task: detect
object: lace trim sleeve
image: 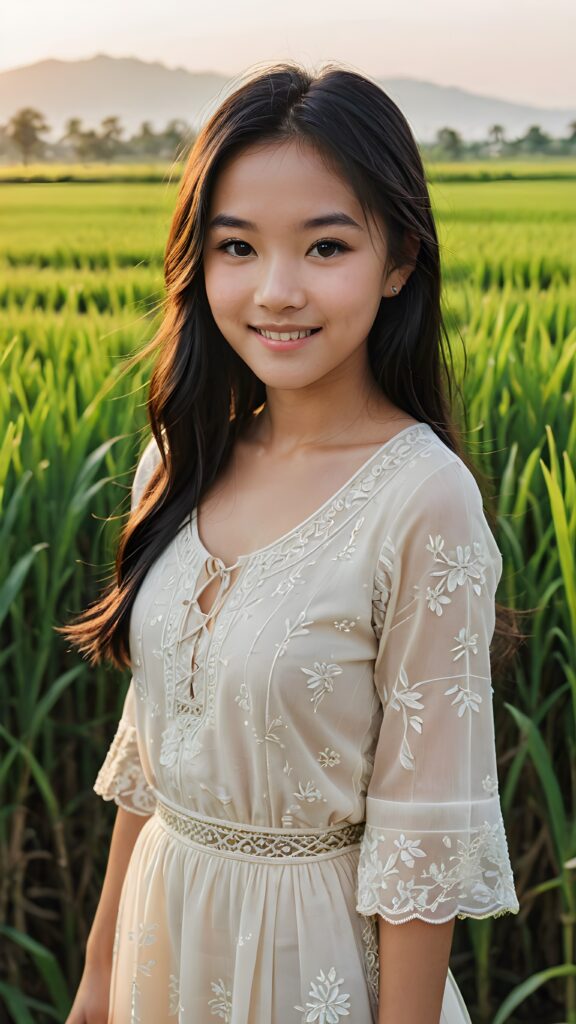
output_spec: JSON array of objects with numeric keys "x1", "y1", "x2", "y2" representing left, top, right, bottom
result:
[
  {"x1": 93, "y1": 715, "x2": 156, "y2": 816},
  {"x1": 356, "y1": 798, "x2": 519, "y2": 924}
]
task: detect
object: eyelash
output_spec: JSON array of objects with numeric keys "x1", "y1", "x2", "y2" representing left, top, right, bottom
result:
[{"x1": 215, "y1": 238, "x2": 350, "y2": 259}]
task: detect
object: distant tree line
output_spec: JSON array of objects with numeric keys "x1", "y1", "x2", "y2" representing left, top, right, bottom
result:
[
  {"x1": 2, "y1": 107, "x2": 576, "y2": 165},
  {"x1": 0, "y1": 109, "x2": 196, "y2": 164}
]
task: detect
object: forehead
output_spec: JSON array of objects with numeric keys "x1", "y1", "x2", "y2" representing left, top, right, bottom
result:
[{"x1": 208, "y1": 139, "x2": 364, "y2": 224}]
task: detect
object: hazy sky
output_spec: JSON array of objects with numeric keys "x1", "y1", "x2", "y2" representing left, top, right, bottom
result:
[{"x1": 4, "y1": 0, "x2": 575, "y2": 108}]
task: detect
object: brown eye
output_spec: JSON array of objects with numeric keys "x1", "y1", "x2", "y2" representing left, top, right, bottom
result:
[
  {"x1": 218, "y1": 240, "x2": 253, "y2": 257},
  {"x1": 309, "y1": 240, "x2": 349, "y2": 258}
]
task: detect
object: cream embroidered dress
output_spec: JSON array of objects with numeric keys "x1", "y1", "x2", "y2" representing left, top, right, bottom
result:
[{"x1": 93, "y1": 422, "x2": 520, "y2": 1023}]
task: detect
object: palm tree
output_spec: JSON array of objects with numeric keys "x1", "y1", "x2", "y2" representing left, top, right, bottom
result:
[
  {"x1": 99, "y1": 116, "x2": 124, "y2": 161},
  {"x1": 162, "y1": 118, "x2": 194, "y2": 160},
  {"x1": 61, "y1": 118, "x2": 86, "y2": 161},
  {"x1": 521, "y1": 124, "x2": 551, "y2": 154},
  {"x1": 487, "y1": 124, "x2": 505, "y2": 157},
  {"x1": 133, "y1": 120, "x2": 159, "y2": 157},
  {"x1": 436, "y1": 127, "x2": 463, "y2": 160}
]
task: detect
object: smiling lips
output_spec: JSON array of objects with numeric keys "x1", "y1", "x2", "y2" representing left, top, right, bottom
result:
[
  {"x1": 250, "y1": 326, "x2": 321, "y2": 350},
  {"x1": 251, "y1": 325, "x2": 321, "y2": 332}
]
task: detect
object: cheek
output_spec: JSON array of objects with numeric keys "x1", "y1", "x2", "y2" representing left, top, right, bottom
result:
[
  {"x1": 203, "y1": 256, "x2": 243, "y2": 309},
  {"x1": 317, "y1": 261, "x2": 380, "y2": 312}
]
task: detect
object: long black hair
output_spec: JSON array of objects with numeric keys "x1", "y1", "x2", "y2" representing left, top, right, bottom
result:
[{"x1": 57, "y1": 60, "x2": 523, "y2": 673}]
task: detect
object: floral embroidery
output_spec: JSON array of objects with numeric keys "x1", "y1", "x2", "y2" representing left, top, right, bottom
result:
[
  {"x1": 317, "y1": 747, "x2": 341, "y2": 767},
  {"x1": 444, "y1": 682, "x2": 483, "y2": 716},
  {"x1": 272, "y1": 563, "x2": 309, "y2": 596},
  {"x1": 396, "y1": 833, "x2": 427, "y2": 866},
  {"x1": 137, "y1": 958, "x2": 156, "y2": 976},
  {"x1": 160, "y1": 715, "x2": 203, "y2": 767},
  {"x1": 168, "y1": 974, "x2": 182, "y2": 1015},
  {"x1": 451, "y1": 626, "x2": 479, "y2": 659},
  {"x1": 128, "y1": 921, "x2": 158, "y2": 948},
  {"x1": 294, "y1": 966, "x2": 351, "y2": 1021},
  {"x1": 377, "y1": 527, "x2": 492, "y2": 771},
  {"x1": 301, "y1": 662, "x2": 343, "y2": 712},
  {"x1": 333, "y1": 618, "x2": 358, "y2": 632},
  {"x1": 359, "y1": 915, "x2": 379, "y2": 1005},
  {"x1": 130, "y1": 978, "x2": 141, "y2": 1024},
  {"x1": 426, "y1": 585, "x2": 452, "y2": 616},
  {"x1": 294, "y1": 780, "x2": 324, "y2": 802},
  {"x1": 356, "y1": 814, "x2": 520, "y2": 923},
  {"x1": 424, "y1": 534, "x2": 487, "y2": 614},
  {"x1": 482, "y1": 773, "x2": 498, "y2": 796},
  {"x1": 208, "y1": 977, "x2": 232, "y2": 1020},
  {"x1": 93, "y1": 716, "x2": 156, "y2": 815},
  {"x1": 385, "y1": 664, "x2": 424, "y2": 771},
  {"x1": 276, "y1": 612, "x2": 314, "y2": 657},
  {"x1": 333, "y1": 516, "x2": 365, "y2": 560},
  {"x1": 234, "y1": 681, "x2": 251, "y2": 712},
  {"x1": 123, "y1": 920, "x2": 159, "y2": 1009},
  {"x1": 252, "y1": 716, "x2": 287, "y2": 747}
]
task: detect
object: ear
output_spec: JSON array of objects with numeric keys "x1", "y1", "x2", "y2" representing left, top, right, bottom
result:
[
  {"x1": 382, "y1": 231, "x2": 421, "y2": 297},
  {"x1": 399, "y1": 232, "x2": 420, "y2": 283}
]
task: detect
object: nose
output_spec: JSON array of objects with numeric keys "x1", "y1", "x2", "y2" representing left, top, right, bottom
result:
[{"x1": 253, "y1": 258, "x2": 306, "y2": 311}]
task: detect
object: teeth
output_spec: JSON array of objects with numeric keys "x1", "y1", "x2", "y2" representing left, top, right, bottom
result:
[{"x1": 256, "y1": 329, "x2": 314, "y2": 341}]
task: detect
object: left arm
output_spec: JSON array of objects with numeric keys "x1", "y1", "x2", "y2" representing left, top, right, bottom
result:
[{"x1": 377, "y1": 916, "x2": 455, "y2": 1024}]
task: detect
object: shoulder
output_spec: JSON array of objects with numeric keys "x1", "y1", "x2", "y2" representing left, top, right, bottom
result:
[
  {"x1": 391, "y1": 425, "x2": 488, "y2": 522},
  {"x1": 131, "y1": 434, "x2": 164, "y2": 512},
  {"x1": 378, "y1": 425, "x2": 502, "y2": 565}
]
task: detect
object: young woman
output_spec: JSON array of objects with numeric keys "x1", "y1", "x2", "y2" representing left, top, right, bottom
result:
[{"x1": 62, "y1": 61, "x2": 520, "y2": 1024}]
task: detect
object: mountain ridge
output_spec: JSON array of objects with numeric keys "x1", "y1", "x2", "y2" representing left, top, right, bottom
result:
[{"x1": 2, "y1": 55, "x2": 574, "y2": 143}]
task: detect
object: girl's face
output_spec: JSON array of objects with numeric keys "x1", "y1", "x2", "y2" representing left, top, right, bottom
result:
[{"x1": 203, "y1": 139, "x2": 397, "y2": 391}]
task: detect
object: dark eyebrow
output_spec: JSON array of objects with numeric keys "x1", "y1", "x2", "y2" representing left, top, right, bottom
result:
[{"x1": 208, "y1": 211, "x2": 364, "y2": 231}]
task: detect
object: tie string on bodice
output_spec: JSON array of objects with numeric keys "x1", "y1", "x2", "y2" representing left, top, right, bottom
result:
[{"x1": 181, "y1": 555, "x2": 243, "y2": 688}]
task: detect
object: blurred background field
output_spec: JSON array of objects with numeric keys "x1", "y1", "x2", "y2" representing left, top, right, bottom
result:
[
  {"x1": 1, "y1": 165, "x2": 575, "y2": 1023},
  {"x1": 1, "y1": 158, "x2": 576, "y2": 183}
]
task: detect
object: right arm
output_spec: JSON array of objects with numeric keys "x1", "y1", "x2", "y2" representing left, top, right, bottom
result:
[
  {"x1": 86, "y1": 805, "x2": 151, "y2": 964},
  {"x1": 67, "y1": 437, "x2": 161, "y2": 1022},
  {"x1": 68, "y1": 674, "x2": 156, "y2": 1021},
  {"x1": 66, "y1": 808, "x2": 151, "y2": 1023}
]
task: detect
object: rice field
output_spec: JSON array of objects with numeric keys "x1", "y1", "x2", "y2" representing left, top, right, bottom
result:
[{"x1": 1, "y1": 166, "x2": 575, "y2": 1023}]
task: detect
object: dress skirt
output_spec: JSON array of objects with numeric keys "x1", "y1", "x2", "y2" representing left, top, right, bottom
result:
[{"x1": 107, "y1": 794, "x2": 472, "y2": 1024}]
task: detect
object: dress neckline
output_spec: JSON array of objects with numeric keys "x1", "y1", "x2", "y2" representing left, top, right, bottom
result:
[{"x1": 191, "y1": 421, "x2": 430, "y2": 569}]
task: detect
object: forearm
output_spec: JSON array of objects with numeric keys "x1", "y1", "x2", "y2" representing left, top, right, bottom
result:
[
  {"x1": 85, "y1": 805, "x2": 152, "y2": 964},
  {"x1": 377, "y1": 915, "x2": 456, "y2": 1024}
]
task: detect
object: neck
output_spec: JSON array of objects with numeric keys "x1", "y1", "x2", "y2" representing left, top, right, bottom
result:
[{"x1": 248, "y1": 350, "x2": 402, "y2": 454}]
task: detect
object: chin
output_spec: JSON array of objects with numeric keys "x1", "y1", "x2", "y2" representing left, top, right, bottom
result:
[{"x1": 252, "y1": 366, "x2": 312, "y2": 387}]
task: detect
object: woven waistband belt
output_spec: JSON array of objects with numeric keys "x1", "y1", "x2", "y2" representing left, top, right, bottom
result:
[{"x1": 154, "y1": 796, "x2": 365, "y2": 863}]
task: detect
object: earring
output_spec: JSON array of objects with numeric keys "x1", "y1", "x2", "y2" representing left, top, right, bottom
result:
[{"x1": 391, "y1": 285, "x2": 398, "y2": 294}]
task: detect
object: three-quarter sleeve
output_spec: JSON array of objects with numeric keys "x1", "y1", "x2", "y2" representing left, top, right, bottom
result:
[
  {"x1": 93, "y1": 679, "x2": 156, "y2": 815},
  {"x1": 92, "y1": 436, "x2": 161, "y2": 816},
  {"x1": 356, "y1": 457, "x2": 520, "y2": 925}
]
